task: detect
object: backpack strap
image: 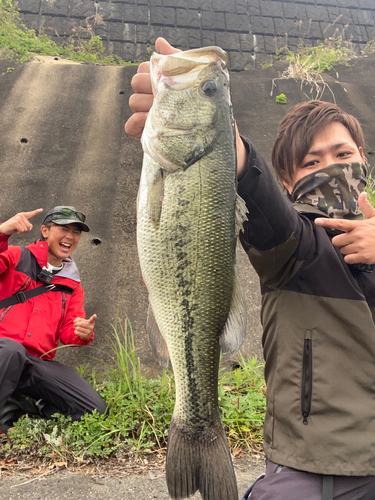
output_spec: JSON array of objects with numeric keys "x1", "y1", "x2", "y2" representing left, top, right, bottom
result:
[
  {"x1": 0, "y1": 284, "x2": 73, "y2": 309},
  {"x1": 322, "y1": 475, "x2": 333, "y2": 500}
]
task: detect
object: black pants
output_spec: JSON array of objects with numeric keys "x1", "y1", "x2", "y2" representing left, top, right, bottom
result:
[
  {"x1": 0, "y1": 338, "x2": 106, "y2": 420},
  {"x1": 243, "y1": 459, "x2": 375, "y2": 500}
]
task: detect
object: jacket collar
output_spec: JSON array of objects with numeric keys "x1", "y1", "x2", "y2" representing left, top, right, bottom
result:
[{"x1": 26, "y1": 240, "x2": 81, "y2": 283}]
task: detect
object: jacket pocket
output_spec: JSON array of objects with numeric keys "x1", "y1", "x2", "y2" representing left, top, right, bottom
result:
[{"x1": 301, "y1": 329, "x2": 312, "y2": 425}]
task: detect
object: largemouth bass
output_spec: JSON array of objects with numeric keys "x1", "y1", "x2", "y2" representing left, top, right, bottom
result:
[{"x1": 137, "y1": 46, "x2": 248, "y2": 500}]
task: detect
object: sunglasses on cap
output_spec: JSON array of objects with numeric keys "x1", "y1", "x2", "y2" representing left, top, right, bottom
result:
[{"x1": 52, "y1": 208, "x2": 86, "y2": 222}]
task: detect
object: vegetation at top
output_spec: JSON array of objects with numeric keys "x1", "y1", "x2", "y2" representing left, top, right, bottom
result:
[
  {"x1": 265, "y1": 31, "x2": 375, "y2": 102},
  {"x1": 280, "y1": 35, "x2": 357, "y2": 73},
  {"x1": 0, "y1": 0, "x2": 133, "y2": 67},
  {"x1": 0, "y1": 317, "x2": 266, "y2": 465},
  {"x1": 262, "y1": 27, "x2": 375, "y2": 76}
]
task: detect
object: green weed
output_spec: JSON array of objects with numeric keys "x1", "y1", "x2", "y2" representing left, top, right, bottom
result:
[
  {"x1": 0, "y1": 0, "x2": 133, "y2": 70},
  {"x1": 365, "y1": 167, "x2": 375, "y2": 208},
  {"x1": 363, "y1": 39, "x2": 375, "y2": 55},
  {"x1": 275, "y1": 93, "x2": 287, "y2": 104},
  {"x1": 219, "y1": 355, "x2": 266, "y2": 453},
  {"x1": 0, "y1": 318, "x2": 266, "y2": 464},
  {"x1": 282, "y1": 36, "x2": 357, "y2": 74}
]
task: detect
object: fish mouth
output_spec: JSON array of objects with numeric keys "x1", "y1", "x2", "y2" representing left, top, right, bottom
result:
[{"x1": 153, "y1": 47, "x2": 227, "y2": 78}]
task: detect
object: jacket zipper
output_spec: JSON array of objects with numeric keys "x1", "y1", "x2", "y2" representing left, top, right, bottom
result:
[
  {"x1": 301, "y1": 330, "x2": 312, "y2": 425},
  {"x1": 56, "y1": 292, "x2": 67, "y2": 334}
]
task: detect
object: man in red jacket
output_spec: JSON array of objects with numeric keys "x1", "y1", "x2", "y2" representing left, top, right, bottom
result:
[{"x1": 0, "y1": 206, "x2": 106, "y2": 433}]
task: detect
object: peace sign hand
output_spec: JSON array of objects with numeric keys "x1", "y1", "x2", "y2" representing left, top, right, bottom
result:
[{"x1": 315, "y1": 193, "x2": 375, "y2": 264}]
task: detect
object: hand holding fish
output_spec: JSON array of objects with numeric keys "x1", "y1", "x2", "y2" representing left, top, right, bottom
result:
[
  {"x1": 315, "y1": 192, "x2": 375, "y2": 264},
  {"x1": 125, "y1": 38, "x2": 249, "y2": 176},
  {"x1": 125, "y1": 39, "x2": 180, "y2": 139}
]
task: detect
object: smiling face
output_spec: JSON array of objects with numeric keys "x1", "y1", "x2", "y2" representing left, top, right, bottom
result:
[
  {"x1": 41, "y1": 223, "x2": 81, "y2": 267},
  {"x1": 283, "y1": 122, "x2": 365, "y2": 194}
]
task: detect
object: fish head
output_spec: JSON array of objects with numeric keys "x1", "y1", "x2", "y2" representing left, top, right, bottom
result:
[{"x1": 142, "y1": 47, "x2": 232, "y2": 172}]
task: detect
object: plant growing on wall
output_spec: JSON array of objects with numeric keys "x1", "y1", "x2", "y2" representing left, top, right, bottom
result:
[{"x1": 0, "y1": 0, "x2": 133, "y2": 71}]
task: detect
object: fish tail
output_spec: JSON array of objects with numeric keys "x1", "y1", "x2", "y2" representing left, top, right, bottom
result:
[{"x1": 166, "y1": 417, "x2": 238, "y2": 500}]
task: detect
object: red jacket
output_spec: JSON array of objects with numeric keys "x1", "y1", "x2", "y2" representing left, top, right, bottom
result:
[{"x1": 0, "y1": 233, "x2": 94, "y2": 360}]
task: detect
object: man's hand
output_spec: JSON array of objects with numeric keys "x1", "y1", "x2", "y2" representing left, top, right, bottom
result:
[
  {"x1": 315, "y1": 192, "x2": 375, "y2": 264},
  {"x1": 0, "y1": 209, "x2": 43, "y2": 236},
  {"x1": 74, "y1": 314, "x2": 97, "y2": 340},
  {"x1": 124, "y1": 38, "x2": 179, "y2": 140}
]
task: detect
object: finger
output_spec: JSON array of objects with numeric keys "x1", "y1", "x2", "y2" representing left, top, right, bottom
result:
[
  {"x1": 128, "y1": 93, "x2": 154, "y2": 113},
  {"x1": 15, "y1": 222, "x2": 32, "y2": 234},
  {"x1": 21, "y1": 208, "x2": 43, "y2": 220},
  {"x1": 131, "y1": 72, "x2": 153, "y2": 95},
  {"x1": 358, "y1": 192, "x2": 375, "y2": 219},
  {"x1": 125, "y1": 112, "x2": 149, "y2": 139},
  {"x1": 155, "y1": 37, "x2": 181, "y2": 55},
  {"x1": 335, "y1": 243, "x2": 360, "y2": 256},
  {"x1": 88, "y1": 314, "x2": 97, "y2": 324},
  {"x1": 343, "y1": 253, "x2": 361, "y2": 265},
  {"x1": 13, "y1": 216, "x2": 34, "y2": 233},
  {"x1": 342, "y1": 251, "x2": 374, "y2": 265},
  {"x1": 75, "y1": 330, "x2": 88, "y2": 339},
  {"x1": 331, "y1": 232, "x2": 354, "y2": 248},
  {"x1": 314, "y1": 217, "x2": 356, "y2": 232},
  {"x1": 137, "y1": 61, "x2": 151, "y2": 74}
]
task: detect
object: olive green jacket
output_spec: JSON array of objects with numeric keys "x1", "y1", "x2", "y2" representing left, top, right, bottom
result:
[{"x1": 238, "y1": 139, "x2": 375, "y2": 476}]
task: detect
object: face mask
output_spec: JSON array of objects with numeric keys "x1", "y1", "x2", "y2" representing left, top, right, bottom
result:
[{"x1": 291, "y1": 162, "x2": 368, "y2": 220}]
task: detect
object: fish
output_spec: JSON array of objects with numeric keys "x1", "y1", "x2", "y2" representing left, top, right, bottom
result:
[{"x1": 136, "y1": 46, "x2": 248, "y2": 500}]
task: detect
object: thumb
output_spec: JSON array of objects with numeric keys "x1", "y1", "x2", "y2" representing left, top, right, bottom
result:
[
  {"x1": 359, "y1": 192, "x2": 375, "y2": 219},
  {"x1": 155, "y1": 37, "x2": 181, "y2": 56},
  {"x1": 88, "y1": 314, "x2": 97, "y2": 324}
]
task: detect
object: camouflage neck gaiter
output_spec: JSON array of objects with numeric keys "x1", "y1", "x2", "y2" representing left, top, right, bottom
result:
[{"x1": 291, "y1": 162, "x2": 368, "y2": 220}]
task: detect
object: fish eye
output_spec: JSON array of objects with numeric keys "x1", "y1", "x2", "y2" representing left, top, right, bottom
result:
[{"x1": 200, "y1": 80, "x2": 218, "y2": 97}]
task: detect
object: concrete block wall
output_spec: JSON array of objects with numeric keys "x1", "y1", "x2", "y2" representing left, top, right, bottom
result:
[{"x1": 16, "y1": 0, "x2": 375, "y2": 70}]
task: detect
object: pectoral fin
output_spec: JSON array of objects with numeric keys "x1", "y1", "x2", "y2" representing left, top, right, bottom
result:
[
  {"x1": 219, "y1": 269, "x2": 247, "y2": 354},
  {"x1": 147, "y1": 299, "x2": 170, "y2": 368},
  {"x1": 147, "y1": 167, "x2": 164, "y2": 222}
]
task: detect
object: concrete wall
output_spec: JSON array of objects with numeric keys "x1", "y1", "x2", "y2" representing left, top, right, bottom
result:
[
  {"x1": 1, "y1": 51, "x2": 375, "y2": 373},
  {"x1": 16, "y1": 0, "x2": 375, "y2": 70}
]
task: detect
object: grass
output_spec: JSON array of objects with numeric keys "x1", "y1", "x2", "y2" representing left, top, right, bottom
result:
[
  {"x1": 269, "y1": 33, "x2": 375, "y2": 102},
  {"x1": 0, "y1": 0, "x2": 133, "y2": 71},
  {"x1": 0, "y1": 317, "x2": 266, "y2": 466},
  {"x1": 365, "y1": 168, "x2": 375, "y2": 208},
  {"x1": 282, "y1": 36, "x2": 357, "y2": 74}
]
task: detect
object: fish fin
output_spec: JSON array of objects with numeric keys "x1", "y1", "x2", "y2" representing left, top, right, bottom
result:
[
  {"x1": 166, "y1": 417, "x2": 238, "y2": 500},
  {"x1": 146, "y1": 167, "x2": 164, "y2": 222},
  {"x1": 219, "y1": 268, "x2": 247, "y2": 355},
  {"x1": 147, "y1": 300, "x2": 170, "y2": 368},
  {"x1": 235, "y1": 192, "x2": 248, "y2": 234}
]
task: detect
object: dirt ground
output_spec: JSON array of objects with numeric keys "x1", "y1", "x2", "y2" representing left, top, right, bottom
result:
[{"x1": 0, "y1": 455, "x2": 265, "y2": 499}]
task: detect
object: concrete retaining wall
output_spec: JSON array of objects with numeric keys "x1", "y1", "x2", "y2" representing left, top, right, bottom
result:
[
  {"x1": 2, "y1": 52, "x2": 375, "y2": 372},
  {"x1": 16, "y1": 0, "x2": 375, "y2": 70}
]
